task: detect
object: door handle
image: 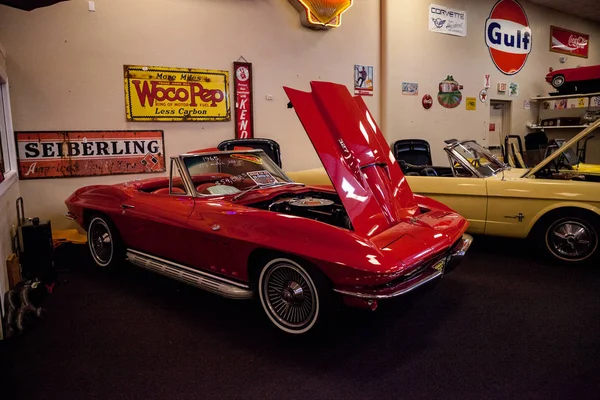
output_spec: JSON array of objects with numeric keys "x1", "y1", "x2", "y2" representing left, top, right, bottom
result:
[{"x1": 121, "y1": 204, "x2": 135, "y2": 209}]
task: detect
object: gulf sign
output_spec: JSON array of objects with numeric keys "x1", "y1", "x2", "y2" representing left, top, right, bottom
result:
[{"x1": 485, "y1": 0, "x2": 532, "y2": 75}]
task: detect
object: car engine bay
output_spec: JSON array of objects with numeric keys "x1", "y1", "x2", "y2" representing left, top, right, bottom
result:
[{"x1": 249, "y1": 192, "x2": 353, "y2": 230}]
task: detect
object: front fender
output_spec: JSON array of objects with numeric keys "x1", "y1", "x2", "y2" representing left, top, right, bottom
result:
[{"x1": 526, "y1": 201, "x2": 600, "y2": 235}]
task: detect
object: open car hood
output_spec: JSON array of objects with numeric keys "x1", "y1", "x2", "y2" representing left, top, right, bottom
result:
[
  {"x1": 284, "y1": 81, "x2": 419, "y2": 238},
  {"x1": 524, "y1": 119, "x2": 600, "y2": 178}
]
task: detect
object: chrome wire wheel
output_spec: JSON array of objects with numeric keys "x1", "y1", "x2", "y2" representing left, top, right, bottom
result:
[
  {"x1": 258, "y1": 258, "x2": 319, "y2": 334},
  {"x1": 88, "y1": 217, "x2": 114, "y2": 267},
  {"x1": 545, "y1": 218, "x2": 598, "y2": 262}
]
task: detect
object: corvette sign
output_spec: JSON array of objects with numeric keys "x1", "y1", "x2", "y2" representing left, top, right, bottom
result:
[
  {"x1": 124, "y1": 65, "x2": 230, "y2": 122},
  {"x1": 429, "y1": 4, "x2": 467, "y2": 37},
  {"x1": 15, "y1": 130, "x2": 165, "y2": 179}
]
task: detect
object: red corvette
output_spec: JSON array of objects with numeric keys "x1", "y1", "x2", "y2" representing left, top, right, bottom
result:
[
  {"x1": 65, "y1": 82, "x2": 472, "y2": 334},
  {"x1": 545, "y1": 64, "x2": 600, "y2": 94}
]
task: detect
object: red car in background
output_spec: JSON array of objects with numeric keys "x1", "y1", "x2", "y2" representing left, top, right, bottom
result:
[
  {"x1": 545, "y1": 64, "x2": 600, "y2": 94},
  {"x1": 65, "y1": 81, "x2": 472, "y2": 335}
]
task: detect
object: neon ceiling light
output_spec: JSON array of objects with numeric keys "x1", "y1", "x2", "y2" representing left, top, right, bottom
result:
[{"x1": 288, "y1": 0, "x2": 354, "y2": 30}]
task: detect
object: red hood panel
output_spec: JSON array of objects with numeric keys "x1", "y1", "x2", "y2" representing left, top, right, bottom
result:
[{"x1": 284, "y1": 81, "x2": 418, "y2": 238}]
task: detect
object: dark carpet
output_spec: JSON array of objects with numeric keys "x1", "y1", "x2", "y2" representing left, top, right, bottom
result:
[{"x1": 1, "y1": 236, "x2": 599, "y2": 400}]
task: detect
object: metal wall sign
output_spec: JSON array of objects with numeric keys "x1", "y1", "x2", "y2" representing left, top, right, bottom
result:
[
  {"x1": 233, "y1": 61, "x2": 254, "y2": 139},
  {"x1": 15, "y1": 130, "x2": 165, "y2": 180},
  {"x1": 124, "y1": 65, "x2": 230, "y2": 122},
  {"x1": 429, "y1": 3, "x2": 467, "y2": 37},
  {"x1": 550, "y1": 26, "x2": 589, "y2": 58}
]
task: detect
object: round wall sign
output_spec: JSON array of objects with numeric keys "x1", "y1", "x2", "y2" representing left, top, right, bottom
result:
[
  {"x1": 479, "y1": 89, "x2": 488, "y2": 103},
  {"x1": 422, "y1": 94, "x2": 433, "y2": 109},
  {"x1": 484, "y1": 0, "x2": 532, "y2": 75}
]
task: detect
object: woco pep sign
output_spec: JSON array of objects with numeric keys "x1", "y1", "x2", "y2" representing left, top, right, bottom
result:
[
  {"x1": 485, "y1": 0, "x2": 532, "y2": 75},
  {"x1": 124, "y1": 65, "x2": 230, "y2": 122}
]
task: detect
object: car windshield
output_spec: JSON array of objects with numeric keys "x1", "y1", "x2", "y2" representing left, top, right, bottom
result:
[
  {"x1": 451, "y1": 141, "x2": 506, "y2": 177},
  {"x1": 181, "y1": 150, "x2": 292, "y2": 195}
]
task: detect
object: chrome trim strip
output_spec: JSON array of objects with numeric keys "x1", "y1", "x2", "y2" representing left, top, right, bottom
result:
[
  {"x1": 444, "y1": 147, "x2": 483, "y2": 178},
  {"x1": 126, "y1": 249, "x2": 253, "y2": 300},
  {"x1": 333, "y1": 270, "x2": 443, "y2": 300},
  {"x1": 171, "y1": 157, "x2": 196, "y2": 197}
]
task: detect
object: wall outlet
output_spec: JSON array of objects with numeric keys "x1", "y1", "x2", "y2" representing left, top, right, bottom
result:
[
  {"x1": 265, "y1": 94, "x2": 273, "y2": 100},
  {"x1": 88, "y1": 1, "x2": 95, "y2": 12}
]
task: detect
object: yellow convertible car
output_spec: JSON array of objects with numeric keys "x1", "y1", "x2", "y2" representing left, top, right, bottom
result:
[{"x1": 288, "y1": 120, "x2": 600, "y2": 265}]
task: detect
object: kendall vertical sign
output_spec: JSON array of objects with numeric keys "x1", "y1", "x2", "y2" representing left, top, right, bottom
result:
[
  {"x1": 233, "y1": 61, "x2": 254, "y2": 139},
  {"x1": 485, "y1": 0, "x2": 532, "y2": 75}
]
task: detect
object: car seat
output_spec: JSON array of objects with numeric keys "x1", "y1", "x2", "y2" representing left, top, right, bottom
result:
[
  {"x1": 196, "y1": 183, "x2": 217, "y2": 194},
  {"x1": 392, "y1": 139, "x2": 432, "y2": 166},
  {"x1": 420, "y1": 167, "x2": 438, "y2": 176},
  {"x1": 153, "y1": 187, "x2": 185, "y2": 195}
]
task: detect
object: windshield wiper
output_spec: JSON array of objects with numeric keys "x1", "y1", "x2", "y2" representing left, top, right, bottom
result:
[{"x1": 232, "y1": 182, "x2": 304, "y2": 202}]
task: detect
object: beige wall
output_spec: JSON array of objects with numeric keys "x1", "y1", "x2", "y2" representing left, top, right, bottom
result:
[
  {"x1": 383, "y1": 0, "x2": 600, "y2": 165},
  {"x1": 0, "y1": 42, "x2": 20, "y2": 309},
  {"x1": 0, "y1": 0, "x2": 381, "y2": 229},
  {"x1": 0, "y1": 181, "x2": 20, "y2": 301}
]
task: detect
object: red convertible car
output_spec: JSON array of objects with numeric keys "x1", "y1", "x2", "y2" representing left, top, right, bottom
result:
[
  {"x1": 546, "y1": 64, "x2": 600, "y2": 94},
  {"x1": 65, "y1": 82, "x2": 472, "y2": 334}
]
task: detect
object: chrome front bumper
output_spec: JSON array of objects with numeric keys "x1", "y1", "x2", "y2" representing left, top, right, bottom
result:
[
  {"x1": 445, "y1": 233, "x2": 473, "y2": 273},
  {"x1": 334, "y1": 234, "x2": 473, "y2": 300}
]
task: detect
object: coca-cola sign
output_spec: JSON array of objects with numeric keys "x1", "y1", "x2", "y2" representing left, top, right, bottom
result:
[{"x1": 550, "y1": 26, "x2": 589, "y2": 58}]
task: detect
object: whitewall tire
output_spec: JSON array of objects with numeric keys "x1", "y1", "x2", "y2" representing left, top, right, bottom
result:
[
  {"x1": 258, "y1": 258, "x2": 323, "y2": 335},
  {"x1": 87, "y1": 215, "x2": 122, "y2": 268}
]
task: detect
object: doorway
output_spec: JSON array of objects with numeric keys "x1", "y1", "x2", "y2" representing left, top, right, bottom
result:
[{"x1": 488, "y1": 100, "x2": 512, "y2": 158}]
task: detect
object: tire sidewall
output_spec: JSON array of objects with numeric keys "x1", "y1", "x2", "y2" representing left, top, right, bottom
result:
[
  {"x1": 87, "y1": 216, "x2": 116, "y2": 268},
  {"x1": 257, "y1": 258, "x2": 321, "y2": 335},
  {"x1": 543, "y1": 216, "x2": 599, "y2": 264}
]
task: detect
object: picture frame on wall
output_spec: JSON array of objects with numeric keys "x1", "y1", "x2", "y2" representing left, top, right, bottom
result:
[{"x1": 549, "y1": 26, "x2": 589, "y2": 58}]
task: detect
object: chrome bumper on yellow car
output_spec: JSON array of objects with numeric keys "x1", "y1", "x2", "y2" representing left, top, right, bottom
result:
[{"x1": 334, "y1": 234, "x2": 473, "y2": 300}]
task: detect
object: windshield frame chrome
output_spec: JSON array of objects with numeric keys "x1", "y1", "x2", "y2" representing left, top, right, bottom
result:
[{"x1": 445, "y1": 140, "x2": 508, "y2": 178}]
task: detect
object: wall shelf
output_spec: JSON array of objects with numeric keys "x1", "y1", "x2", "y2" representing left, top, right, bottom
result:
[
  {"x1": 527, "y1": 124, "x2": 589, "y2": 129},
  {"x1": 527, "y1": 91, "x2": 599, "y2": 132},
  {"x1": 530, "y1": 91, "x2": 600, "y2": 101}
]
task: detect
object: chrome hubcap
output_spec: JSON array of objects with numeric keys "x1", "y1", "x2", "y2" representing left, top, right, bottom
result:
[
  {"x1": 264, "y1": 264, "x2": 316, "y2": 329},
  {"x1": 90, "y1": 220, "x2": 112, "y2": 264},
  {"x1": 548, "y1": 220, "x2": 596, "y2": 260},
  {"x1": 553, "y1": 77, "x2": 564, "y2": 87}
]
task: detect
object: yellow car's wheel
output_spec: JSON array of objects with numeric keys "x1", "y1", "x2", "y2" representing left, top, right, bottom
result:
[{"x1": 541, "y1": 213, "x2": 599, "y2": 264}]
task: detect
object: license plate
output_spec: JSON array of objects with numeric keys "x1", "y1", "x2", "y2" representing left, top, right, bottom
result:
[{"x1": 433, "y1": 259, "x2": 446, "y2": 272}]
